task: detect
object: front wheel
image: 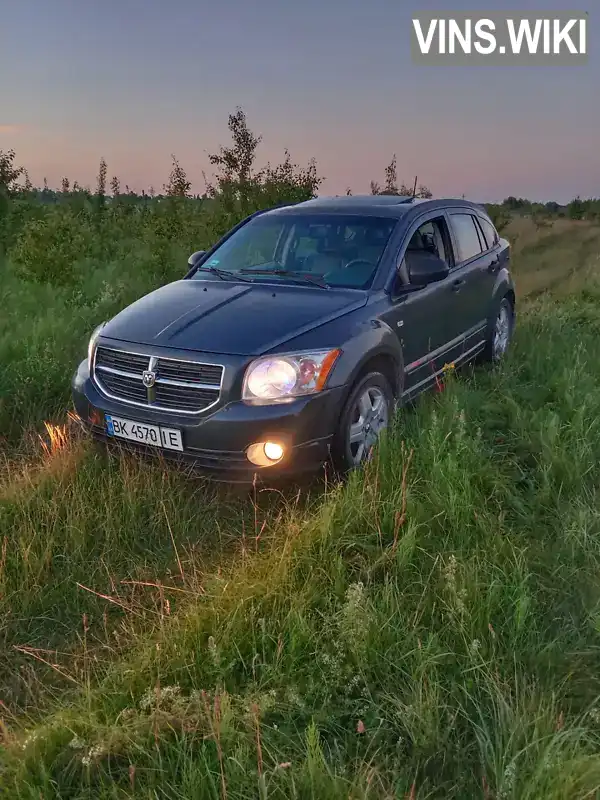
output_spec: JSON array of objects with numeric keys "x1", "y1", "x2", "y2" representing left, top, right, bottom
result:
[
  {"x1": 331, "y1": 372, "x2": 394, "y2": 474},
  {"x1": 481, "y1": 296, "x2": 514, "y2": 364}
]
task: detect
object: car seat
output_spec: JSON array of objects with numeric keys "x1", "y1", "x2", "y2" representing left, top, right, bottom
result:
[{"x1": 303, "y1": 235, "x2": 344, "y2": 273}]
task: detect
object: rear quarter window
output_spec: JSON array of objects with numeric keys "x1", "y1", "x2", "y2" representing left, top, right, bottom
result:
[{"x1": 478, "y1": 216, "x2": 499, "y2": 249}]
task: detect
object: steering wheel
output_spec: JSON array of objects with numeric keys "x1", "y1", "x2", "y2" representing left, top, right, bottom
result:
[{"x1": 343, "y1": 258, "x2": 376, "y2": 270}]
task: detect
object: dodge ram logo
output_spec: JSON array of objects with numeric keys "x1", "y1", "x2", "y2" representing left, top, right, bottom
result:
[{"x1": 142, "y1": 370, "x2": 156, "y2": 388}]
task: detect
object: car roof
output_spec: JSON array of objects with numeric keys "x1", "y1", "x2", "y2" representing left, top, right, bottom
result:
[{"x1": 264, "y1": 195, "x2": 488, "y2": 219}]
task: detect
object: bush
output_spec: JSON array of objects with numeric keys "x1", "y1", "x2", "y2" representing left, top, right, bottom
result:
[{"x1": 10, "y1": 207, "x2": 98, "y2": 286}]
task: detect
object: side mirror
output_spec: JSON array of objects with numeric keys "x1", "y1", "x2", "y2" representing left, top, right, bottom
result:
[
  {"x1": 188, "y1": 250, "x2": 206, "y2": 268},
  {"x1": 406, "y1": 251, "x2": 449, "y2": 285}
]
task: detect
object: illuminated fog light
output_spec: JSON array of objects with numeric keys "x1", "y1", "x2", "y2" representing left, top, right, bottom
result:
[
  {"x1": 264, "y1": 441, "x2": 284, "y2": 461},
  {"x1": 246, "y1": 441, "x2": 285, "y2": 467}
]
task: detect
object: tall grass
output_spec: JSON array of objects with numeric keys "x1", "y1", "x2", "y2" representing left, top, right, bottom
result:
[{"x1": 2, "y1": 213, "x2": 600, "y2": 796}]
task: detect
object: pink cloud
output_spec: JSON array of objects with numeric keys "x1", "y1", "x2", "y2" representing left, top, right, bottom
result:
[{"x1": 0, "y1": 124, "x2": 23, "y2": 134}]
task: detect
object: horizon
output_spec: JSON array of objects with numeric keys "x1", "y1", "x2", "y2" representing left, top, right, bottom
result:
[
  {"x1": 18, "y1": 180, "x2": 595, "y2": 207},
  {"x1": 2, "y1": 0, "x2": 597, "y2": 204}
]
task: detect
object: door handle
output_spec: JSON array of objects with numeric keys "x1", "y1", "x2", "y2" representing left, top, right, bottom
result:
[
  {"x1": 451, "y1": 279, "x2": 465, "y2": 292},
  {"x1": 488, "y1": 256, "x2": 500, "y2": 273}
]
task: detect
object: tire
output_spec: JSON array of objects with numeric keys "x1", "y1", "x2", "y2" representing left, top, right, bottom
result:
[
  {"x1": 481, "y1": 296, "x2": 514, "y2": 364},
  {"x1": 331, "y1": 371, "x2": 394, "y2": 474}
]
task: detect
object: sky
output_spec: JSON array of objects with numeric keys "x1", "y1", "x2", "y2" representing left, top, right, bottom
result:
[{"x1": 1, "y1": 0, "x2": 597, "y2": 203}]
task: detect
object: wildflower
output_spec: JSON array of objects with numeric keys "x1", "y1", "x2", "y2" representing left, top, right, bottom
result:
[
  {"x1": 498, "y1": 761, "x2": 516, "y2": 798},
  {"x1": 356, "y1": 720, "x2": 366, "y2": 734},
  {"x1": 286, "y1": 687, "x2": 303, "y2": 709},
  {"x1": 340, "y1": 582, "x2": 373, "y2": 656},
  {"x1": 207, "y1": 635, "x2": 219, "y2": 668},
  {"x1": 443, "y1": 555, "x2": 466, "y2": 617},
  {"x1": 21, "y1": 730, "x2": 39, "y2": 750},
  {"x1": 139, "y1": 684, "x2": 182, "y2": 711},
  {"x1": 82, "y1": 743, "x2": 106, "y2": 766},
  {"x1": 444, "y1": 554, "x2": 458, "y2": 585},
  {"x1": 589, "y1": 708, "x2": 600, "y2": 725},
  {"x1": 69, "y1": 734, "x2": 86, "y2": 750}
]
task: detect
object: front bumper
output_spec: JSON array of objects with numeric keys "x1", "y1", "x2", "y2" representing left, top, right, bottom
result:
[{"x1": 72, "y1": 359, "x2": 346, "y2": 482}]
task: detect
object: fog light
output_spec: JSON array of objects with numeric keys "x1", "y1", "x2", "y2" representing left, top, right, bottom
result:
[
  {"x1": 246, "y1": 441, "x2": 285, "y2": 467},
  {"x1": 264, "y1": 442, "x2": 284, "y2": 461}
]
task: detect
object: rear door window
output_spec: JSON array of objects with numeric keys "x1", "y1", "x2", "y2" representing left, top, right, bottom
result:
[{"x1": 449, "y1": 213, "x2": 484, "y2": 263}]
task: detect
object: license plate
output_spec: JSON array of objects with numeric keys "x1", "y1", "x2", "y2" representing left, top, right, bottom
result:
[{"x1": 105, "y1": 414, "x2": 183, "y2": 452}]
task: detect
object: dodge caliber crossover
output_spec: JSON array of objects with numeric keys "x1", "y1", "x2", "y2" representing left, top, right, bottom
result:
[{"x1": 72, "y1": 195, "x2": 515, "y2": 481}]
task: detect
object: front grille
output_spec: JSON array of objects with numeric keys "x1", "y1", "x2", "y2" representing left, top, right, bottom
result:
[
  {"x1": 99, "y1": 371, "x2": 148, "y2": 403},
  {"x1": 95, "y1": 348, "x2": 149, "y2": 374},
  {"x1": 155, "y1": 358, "x2": 222, "y2": 384},
  {"x1": 93, "y1": 346, "x2": 223, "y2": 414}
]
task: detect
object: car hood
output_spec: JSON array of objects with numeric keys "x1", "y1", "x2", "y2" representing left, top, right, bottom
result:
[{"x1": 101, "y1": 279, "x2": 368, "y2": 356}]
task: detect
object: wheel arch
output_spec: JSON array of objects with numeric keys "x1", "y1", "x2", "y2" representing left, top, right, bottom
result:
[{"x1": 343, "y1": 348, "x2": 404, "y2": 401}]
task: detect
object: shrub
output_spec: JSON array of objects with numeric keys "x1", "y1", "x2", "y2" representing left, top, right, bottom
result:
[{"x1": 10, "y1": 207, "x2": 97, "y2": 286}]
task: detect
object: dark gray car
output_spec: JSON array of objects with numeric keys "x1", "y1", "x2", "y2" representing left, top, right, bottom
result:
[{"x1": 72, "y1": 195, "x2": 515, "y2": 481}]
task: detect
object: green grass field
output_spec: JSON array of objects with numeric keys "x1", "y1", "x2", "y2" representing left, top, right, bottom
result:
[{"x1": 2, "y1": 214, "x2": 600, "y2": 798}]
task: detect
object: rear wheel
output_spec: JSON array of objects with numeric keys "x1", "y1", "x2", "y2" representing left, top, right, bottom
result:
[
  {"x1": 481, "y1": 296, "x2": 514, "y2": 364},
  {"x1": 331, "y1": 372, "x2": 394, "y2": 473}
]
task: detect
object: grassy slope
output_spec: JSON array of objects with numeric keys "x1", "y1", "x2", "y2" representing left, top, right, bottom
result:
[{"x1": 2, "y1": 219, "x2": 600, "y2": 797}]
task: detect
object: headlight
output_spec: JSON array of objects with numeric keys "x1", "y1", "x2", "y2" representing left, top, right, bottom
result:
[
  {"x1": 87, "y1": 322, "x2": 106, "y2": 366},
  {"x1": 242, "y1": 349, "x2": 341, "y2": 403}
]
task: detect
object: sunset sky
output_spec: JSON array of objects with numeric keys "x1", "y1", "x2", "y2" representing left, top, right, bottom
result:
[{"x1": 1, "y1": 0, "x2": 597, "y2": 203}]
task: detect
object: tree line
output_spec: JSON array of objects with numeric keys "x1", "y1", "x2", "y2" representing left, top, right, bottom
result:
[{"x1": 1, "y1": 106, "x2": 598, "y2": 252}]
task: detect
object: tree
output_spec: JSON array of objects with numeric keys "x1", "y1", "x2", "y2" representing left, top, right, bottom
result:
[
  {"x1": 0, "y1": 149, "x2": 25, "y2": 250},
  {"x1": 383, "y1": 154, "x2": 398, "y2": 194},
  {"x1": 568, "y1": 196, "x2": 585, "y2": 220},
  {"x1": 163, "y1": 155, "x2": 191, "y2": 197},
  {"x1": 205, "y1": 107, "x2": 323, "y2": 227},
  {"x1": 61, "y1": 177, "x2": 70, "y2": 193},
  {"x1": 486, "y1": 203, "x2": 510, "y2": 233},
  {"x1": 96, "y1": 157, "x2": 107, "y2": 207},
  {"x1": 416, "y1": 184, "x2": 433, "y2": 199},
  {"x1": 0, "y1": 149, "x2": 24, "y2": 194},
  {"x1": 370, "y1": 157, "x2": 432, "y2": 198},
  {"x1": 110, "y1": 175, "x2": 120, "y2": 197},
  {"x1": 208, "y1": 107, "x2": 262, "y2": 188},
  {"x1": 254, "y1": 150, "x2": 322, "y2": 207}
]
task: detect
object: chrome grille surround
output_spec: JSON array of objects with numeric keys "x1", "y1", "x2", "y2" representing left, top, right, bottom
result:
[{"x1": 92, "y1": 345, "x2": 224, "y2": 414}]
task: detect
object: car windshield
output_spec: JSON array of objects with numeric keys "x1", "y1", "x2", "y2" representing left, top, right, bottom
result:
[{"x1": 191, "y1": 213, "x2": 398, "y2": 289}]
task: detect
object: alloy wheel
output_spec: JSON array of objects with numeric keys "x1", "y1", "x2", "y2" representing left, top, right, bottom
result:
[
  {"x1": 346, "y1": 385, "x2": 389, "y2": 465},
  {"x1": 493, "y1": 303, "x2": 511, "y2": 360}
]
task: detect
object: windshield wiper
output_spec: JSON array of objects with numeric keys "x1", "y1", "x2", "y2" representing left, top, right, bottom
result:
[
  {"x1": 239, "y1": 268, "x2": 329, "y2": 288},
  {"x1": 195, "y1": 266, "x2": 252, "y2": 283}
]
